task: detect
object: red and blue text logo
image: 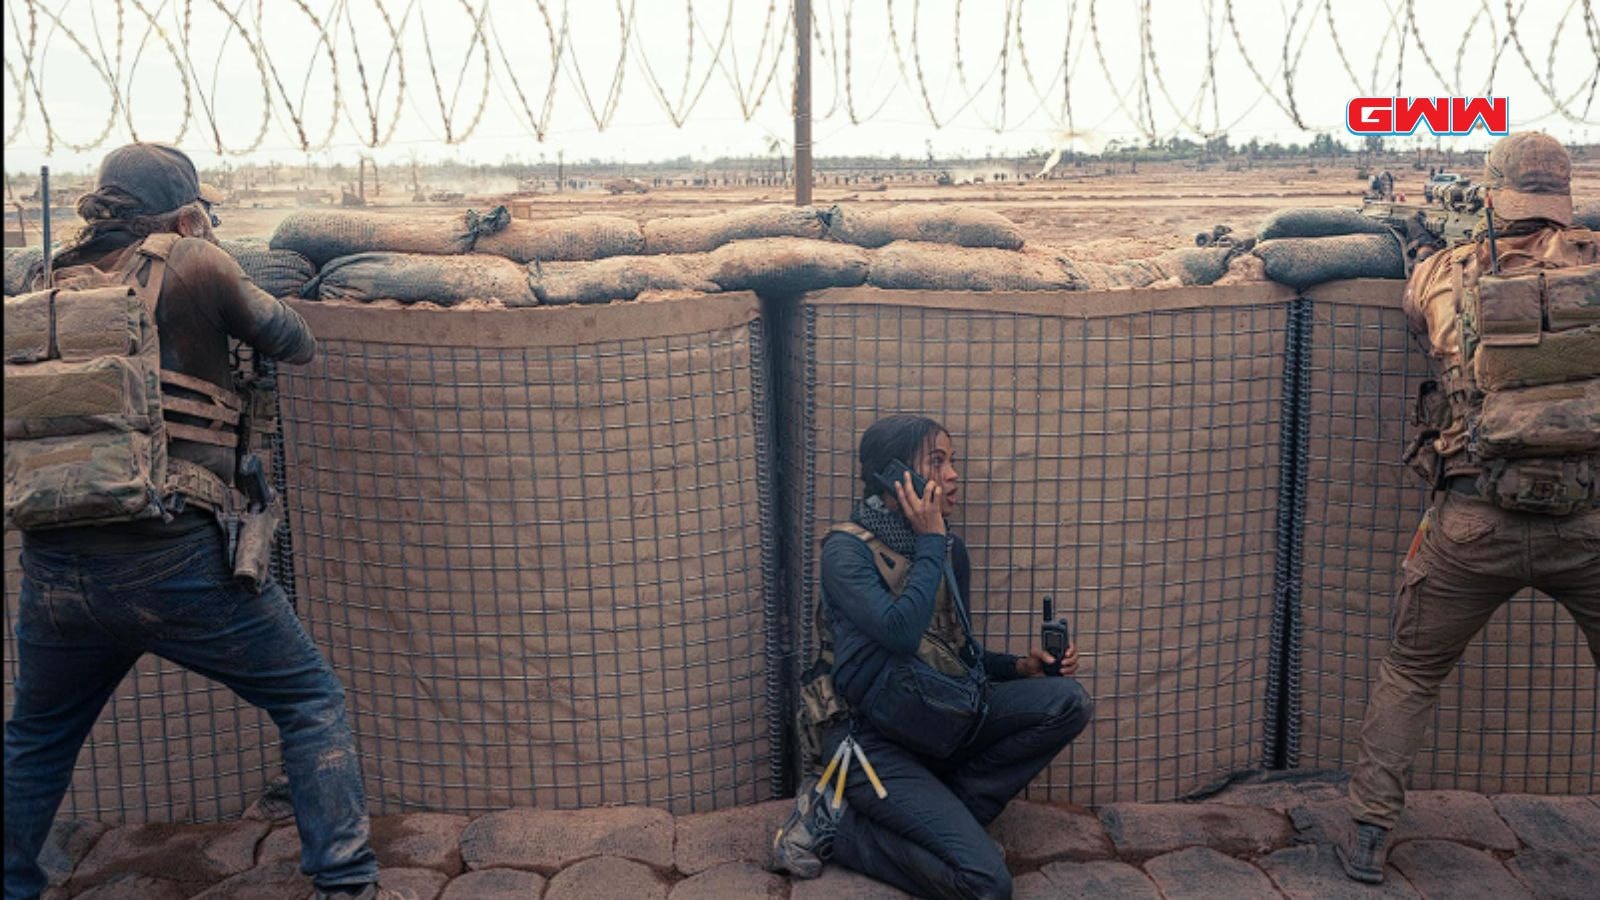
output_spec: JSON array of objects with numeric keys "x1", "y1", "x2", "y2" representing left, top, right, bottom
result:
[{"x1": 1346, "y1": 97, "x2": 1509, "y2": 136}]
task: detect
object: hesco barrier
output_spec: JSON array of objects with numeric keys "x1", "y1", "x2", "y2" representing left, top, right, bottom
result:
[
  {"x1": 3, "y1": 280, "x2": 1595, "y2": 822},
  {"x1": 777, "y1": 285, "x2": 1296, "y2": 806},
  {"x1": 274, "y1": 294, "x2": 779, "y2": 815},
  {"x1": 1291, "y1": 282, "x2": 1598, "y2": 793}
]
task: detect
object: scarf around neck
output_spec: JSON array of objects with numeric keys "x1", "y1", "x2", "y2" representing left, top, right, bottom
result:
[{"x1": 852, "y1": 494, "x2": 952, "y2": 560}]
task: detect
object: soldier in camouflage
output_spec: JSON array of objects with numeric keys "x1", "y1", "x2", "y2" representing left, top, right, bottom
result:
[
  {"x1": 1338, "y1": 132, "x2": 1600, "y2": 884},
  {"x1": 2, "y1": 145, "x2": 402, "y2": 900}
]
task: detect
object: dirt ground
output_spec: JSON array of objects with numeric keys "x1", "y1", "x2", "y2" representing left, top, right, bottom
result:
[{"x1": 204, "y1": 158, "x2": 1600, "y2": 265}]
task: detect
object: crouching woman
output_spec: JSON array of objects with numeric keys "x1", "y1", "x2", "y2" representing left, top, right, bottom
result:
[{"x1": 771, "y1": 415, "x2": 1093, "y2": 900}]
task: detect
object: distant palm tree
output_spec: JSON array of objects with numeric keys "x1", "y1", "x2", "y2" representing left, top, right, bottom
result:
[{"x1": 768, "y1": 137, "x2": 788, "y2": 183}]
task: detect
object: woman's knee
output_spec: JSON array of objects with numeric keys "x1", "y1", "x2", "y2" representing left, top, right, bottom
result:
[
  {"x1": 1045, "y1": 678, "x2": 1094, "y2": 739},
  {"x1": 959, "y1": 858, "x2": 1013, "y2": 900}
]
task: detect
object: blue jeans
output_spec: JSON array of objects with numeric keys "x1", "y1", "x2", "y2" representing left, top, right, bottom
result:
[
  {"x1": 3, "y1": 526, "x2": 377, "y2": 899},
  {"x1": 827, "y1": 676, "x2": 1094, "y2": 900}
]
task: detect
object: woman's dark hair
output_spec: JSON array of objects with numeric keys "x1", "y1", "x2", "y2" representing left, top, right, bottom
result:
[
  {"x1": 68, "y1": 186, "x2": 184, "y2": 245},
  {"x1": 859, "y1": 414, "x2": 947, "y2": 497}
]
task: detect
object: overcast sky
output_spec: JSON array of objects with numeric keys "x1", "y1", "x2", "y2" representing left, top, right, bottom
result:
[{"x1": 4, "y1": 0, "x2": 1597, "y2": 174}]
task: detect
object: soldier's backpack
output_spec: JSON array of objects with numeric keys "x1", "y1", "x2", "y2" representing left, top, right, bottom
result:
[
  {"x1": 4, "y1": 234, "x2": 245, "y2": 530},
  {"x1": 1447, "y1": 231, "x2": 1600, "y2": 514}
]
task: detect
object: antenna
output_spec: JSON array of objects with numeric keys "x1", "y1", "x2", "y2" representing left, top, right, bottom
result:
[{"x1": 40, "y1": 166, "x2": 53, "y2": 289}]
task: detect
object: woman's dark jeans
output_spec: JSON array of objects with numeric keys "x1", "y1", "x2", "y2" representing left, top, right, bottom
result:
[
  {"x1": 826, "y1": 676, "x2": 1093, "y2": 900},
  {"x1": 3, "y1": 527, "x2": 376, "y2": 899}
]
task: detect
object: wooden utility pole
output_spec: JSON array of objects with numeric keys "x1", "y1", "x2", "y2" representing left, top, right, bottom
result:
[{"x1": 794, "y1": 0, "x2": 813, "y2": 206}]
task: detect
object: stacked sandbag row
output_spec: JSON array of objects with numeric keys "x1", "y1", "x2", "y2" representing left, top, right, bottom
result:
[
  {"x1": 1246, "y1": 207, "x2": 1409, "y2": 289},
  {"x1": 3, "y1": 241, "x2": 317, "y2": 299},
  {"x1": 270, "y1": 203, "x2": 1248, "y2": 308},
  {"x1": 1, "y1": 246, "x2": 44, "y2": 296}
]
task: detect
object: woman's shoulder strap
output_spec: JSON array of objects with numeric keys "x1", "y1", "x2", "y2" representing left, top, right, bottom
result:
[
  {"x1": 825, "y1": 522, "x2": 910, "y2": 590},
  {"x1": 828, "y1": 521, "x2": 874, "y2": 542}
]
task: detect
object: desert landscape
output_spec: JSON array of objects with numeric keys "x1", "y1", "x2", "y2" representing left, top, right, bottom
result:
[{"x1": 18, "y1": 154, "x2": 1596, "y2": 262}]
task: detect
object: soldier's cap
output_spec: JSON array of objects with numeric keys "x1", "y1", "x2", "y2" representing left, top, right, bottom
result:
[
  {"x1": 1483, "y1": 132, "x2": 1572, "y2": 226},
  {"x1": 95, "y1": 142, "x2": 213, "y2": 217}
]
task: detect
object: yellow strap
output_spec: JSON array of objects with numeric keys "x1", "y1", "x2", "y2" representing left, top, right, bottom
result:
[
  {"x1": 851, "y1": 739, "x2": 889, "y2": 799},
  {"x1": 831, "y1": 743, "x2": 850, "y2": 809}
]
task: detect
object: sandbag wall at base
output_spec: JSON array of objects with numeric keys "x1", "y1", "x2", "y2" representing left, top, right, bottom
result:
[{"x1": 275, "y1": 294, "x2": 779, "y2": 815}]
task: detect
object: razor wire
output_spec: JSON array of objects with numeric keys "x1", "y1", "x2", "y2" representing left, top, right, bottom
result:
[{"x1": 4, "y1": 0, "x2": 1598, "y2": 156}]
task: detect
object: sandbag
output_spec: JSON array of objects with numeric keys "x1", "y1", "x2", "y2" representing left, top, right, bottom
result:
[
  {"x1": 309, "y1": 252, "x2": 537, "y2": 306},
  {"x1": 1214, "y1": 252, "x2": 1270, "y2": 286},
  {"x1": 270, "y1": 209, "x2": 489, "y2": 266},
  {"x1": 643, "y1": 207, "x2": 826, "y2": 255},
  {"x1": 1575, "y1": 200, "x2": 1600, "y2": 231},
  {"x1": 3, "y1": 246, "x2": 46, "y2": 296},
  {"x1": 1257, "y1": 207, "x2": 1396, "y2": 241},
  {"x1": 703, "y1": 238, "x2": 869, "y2": 294},
  {"x1": 1152, "y1": 247, "x2": 1235, "y2": 286},
  {"x1": 475, "y1": 215, "x2": 644, "y2": 263},
  {"x1": 531, "y1": 255, "x2": 717, "y2": 305},
  {"x1": 1253, "y1": 234, "x2": 1406, "y2": 289},
  {"x1": 868, "y1": 242, "x2": 1083, "y2": 292},
  {"x1": 825, "y1": 205, "x2": 1025, "y2": 250},
  {"x1": 218, "y1": 239, "x2": 316, "y2": 299},
  {"x1": 1071, "y1": 258, "x2": 1168, "y2": 291}
]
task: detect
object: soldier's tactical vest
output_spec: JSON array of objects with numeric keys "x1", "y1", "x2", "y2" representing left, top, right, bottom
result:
[
  {"x1": 794, "y1": 523, "x2": 974, "y2": 771},
  {"x1": 1413, "y1": 228, "x2": 1600, "y2": 515},
  {"x1": 3, "y1": 234, "x2": 247, "y2": 530}
]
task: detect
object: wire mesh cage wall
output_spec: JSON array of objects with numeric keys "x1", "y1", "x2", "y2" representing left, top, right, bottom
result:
[
  {"x1": 275, "y1": 294, "x2": 779, "y2": 815},
  {"x1": 779, "y1": 285, "x2": 1296, "y2": 805},
  {"x1": 1294, "y1": 281, "x2": 1599, "y2": 793},
  {"x1": 1, "y1": 538, "x2": 281, "y2": 822}
]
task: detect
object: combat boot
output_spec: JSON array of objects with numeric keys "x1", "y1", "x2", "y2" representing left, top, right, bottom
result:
[
  {"x1": 1336, "y1": 821, "x2": 1391, "y2": 884},
  {"x1": 767, "y1": 775, "x2": 843, "y2": 879}
]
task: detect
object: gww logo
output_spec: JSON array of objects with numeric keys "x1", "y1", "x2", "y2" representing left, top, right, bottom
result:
[{"x1": 1346, "y1": 98, "x2": 1509, "y2": 136}]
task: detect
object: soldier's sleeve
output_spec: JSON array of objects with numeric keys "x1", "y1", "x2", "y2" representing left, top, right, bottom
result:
[
  {"x1": 170, "y1": 238, "x2": 317, "y2": 364},
  {"x1": 1401, "y1": 248, "x2": 1453, "y2": 348}
]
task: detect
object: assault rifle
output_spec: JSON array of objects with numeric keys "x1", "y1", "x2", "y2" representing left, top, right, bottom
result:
[{"x1": 1359, "y1": 183, "x2": 1485, "y2": 271}]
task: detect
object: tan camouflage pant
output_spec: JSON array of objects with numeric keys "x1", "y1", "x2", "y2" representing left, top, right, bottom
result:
[{"x1": 1348, "y1": 491, "x2": 1600, "y2": 828}]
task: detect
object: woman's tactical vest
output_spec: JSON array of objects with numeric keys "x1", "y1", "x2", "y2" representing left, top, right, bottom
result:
[
  {"x1": 795, "y1": 523, "x2": 975, "y2": 770},
  {"x1": 3, "y1": 234, "x2": 267, "y2": 546},
  {"x1": 1407, "y1": 226, "x2": 1600, "y2": 515}
]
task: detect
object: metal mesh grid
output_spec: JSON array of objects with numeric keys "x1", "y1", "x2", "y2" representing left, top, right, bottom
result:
[
  {"x1": 276, "y1": 303, "x2": 773, "y2": 815},
  {"x1": 1295, "y1": 291, "x2": 1599, "y2": 794},
  {"x1": 1, "y1": 537, "x2": 280, "y2": 822},
  {"x1": 782, "y1": 291, "x2": 1288, "y2": 805}
]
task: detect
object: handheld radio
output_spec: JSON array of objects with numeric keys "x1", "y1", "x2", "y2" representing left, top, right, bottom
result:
[{"x1": 1041, "y1": 596, "x2": 1070, "y2": 676}]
